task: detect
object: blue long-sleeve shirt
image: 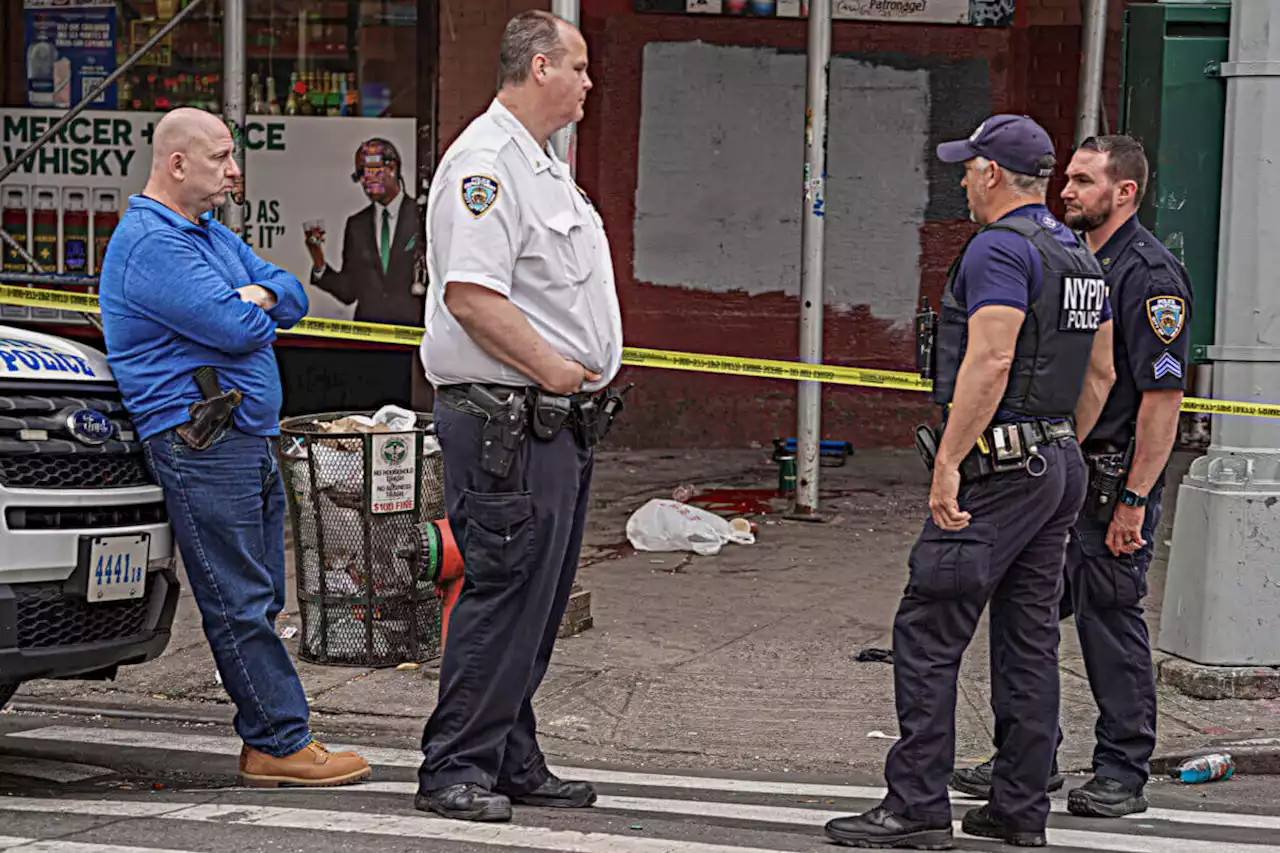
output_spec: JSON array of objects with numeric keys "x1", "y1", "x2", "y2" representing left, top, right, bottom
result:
[{"x1": 99, "y1": 195, "x2": 309, "y2": 440}]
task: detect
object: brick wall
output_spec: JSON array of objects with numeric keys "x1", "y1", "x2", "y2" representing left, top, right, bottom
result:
[
  {"x1": 427, "y1": 0, "x2": 1141, "y2": 449},
  {"x1": 436, "y1": 0, "x2": 550, "y2": 159},
  {"x1": 1021, "y1": 1, "x2": 1135, "y2": 216}
]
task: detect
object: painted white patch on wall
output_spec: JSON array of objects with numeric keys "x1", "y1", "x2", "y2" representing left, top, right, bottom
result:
[{"x1": 634, "y1": 41, "x2": 931, "y2": 324}]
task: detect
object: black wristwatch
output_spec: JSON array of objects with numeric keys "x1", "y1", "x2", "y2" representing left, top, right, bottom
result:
[{"x1": 1120, "y1": 489, "x2": 1148, "y2": 508}]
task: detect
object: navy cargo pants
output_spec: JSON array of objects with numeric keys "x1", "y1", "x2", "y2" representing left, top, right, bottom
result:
[
  {"x1": 988, "y1": 479, "x2": 1164, "y2": 789},
  {"x1": 1057, "y1": 479, "x2": 1164, "y2": 789},
  {"x1": 418, "y1": 398, "x2": 593, "y2": 795},
  {"x1": 881, "y1": 437, "x2": 1087, "y2": 833}
]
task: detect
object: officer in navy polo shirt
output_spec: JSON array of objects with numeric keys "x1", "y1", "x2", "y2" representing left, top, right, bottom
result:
[
  {"x1": 951, "y1": 135, "x2": 1193, "y2": 820},
  {"x1": 825, "y1": 115, "x2": 1117, "y2": 850}
]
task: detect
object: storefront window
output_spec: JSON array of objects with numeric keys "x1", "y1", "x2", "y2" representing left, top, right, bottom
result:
[
  {"x1": 3, "y1": 0, "x2": 428, "y2": 330},
  {"x1": 108, "y1": 0, "x2": 417, "y2": 119}
]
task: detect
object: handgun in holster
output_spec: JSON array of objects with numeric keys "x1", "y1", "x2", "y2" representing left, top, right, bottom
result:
[
  {"x1": 467, "y1": 384, "x2": 528, "y2": 478},
  {"x1": 176, "y1": 366, "x2": 242, "y2": 451},
  {"x1": 913, "y1": 424, "x2": 939, "y2": 472},
  {"x1": 1084, "y1": 436, "x2": 1135, "y2": 524}
]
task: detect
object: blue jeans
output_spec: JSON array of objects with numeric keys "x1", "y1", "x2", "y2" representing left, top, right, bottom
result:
[{"x1": 143, "y1": 427, "x2": 311, "y2": 757}]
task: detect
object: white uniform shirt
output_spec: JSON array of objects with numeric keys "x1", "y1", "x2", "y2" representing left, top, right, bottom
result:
[{"x1": 420, "y1": 99, "x2": 623, "y2": 393}]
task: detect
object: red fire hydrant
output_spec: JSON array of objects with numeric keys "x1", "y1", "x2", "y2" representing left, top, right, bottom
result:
[{"x1": 421, "y1": 518, "x2": 465, "y2": 651}]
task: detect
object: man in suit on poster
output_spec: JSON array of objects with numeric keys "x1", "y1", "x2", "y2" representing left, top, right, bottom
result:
[{"x1": 305, "y1": 137, "x2": 425, "y2": 326}]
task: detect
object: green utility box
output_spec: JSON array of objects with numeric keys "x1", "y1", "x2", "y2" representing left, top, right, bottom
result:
[{"x1": 1120, "y1": 2, "x2": 1230, "y2": 364}]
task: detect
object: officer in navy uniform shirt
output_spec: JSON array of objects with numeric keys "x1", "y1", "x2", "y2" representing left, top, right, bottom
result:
[
  {"x1": 825, "y1": 115, "x2": 1117, "y2": 850},
  {"x1": 950, "y1": 135, "x2": 1193, "y2": 820}
]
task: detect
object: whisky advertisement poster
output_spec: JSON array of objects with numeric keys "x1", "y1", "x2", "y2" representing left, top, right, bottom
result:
[{"x1": 0, "y1": 109, "x2": 420, "y2": 326}]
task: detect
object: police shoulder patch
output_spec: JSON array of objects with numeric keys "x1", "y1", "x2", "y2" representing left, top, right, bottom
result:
[
  {"x1": 461, "y1": 175, "x2": 500, "y2": 218},
  {"x1": 1147, "y1": 295, "x2": 1186, "y2": 345}
]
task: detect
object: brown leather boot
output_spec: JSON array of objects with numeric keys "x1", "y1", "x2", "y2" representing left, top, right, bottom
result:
[{"x1": 238, "y1": 741, "x2": 372, "y2": 788}]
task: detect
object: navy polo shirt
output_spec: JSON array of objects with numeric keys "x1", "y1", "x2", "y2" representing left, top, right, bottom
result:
[
  {"x1": 1086, "y1": 215, "x2": 1194, "y2": 448},
  {"x1": 951, "y1": 203, "x2": 1112, "y2": 423}
]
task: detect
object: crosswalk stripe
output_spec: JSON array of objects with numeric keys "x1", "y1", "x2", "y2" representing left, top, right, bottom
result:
[
  {"x1": 3, "y1": 726, "x2": 885, "y2": 797},
  {"x1": 2, "y1": 795, "x2": 1280, "y2": 853},
  {"x1": 0, "y1": 841, "x2": 189, "y2": 853},
  {"x1": 0, "y1": 756, "x2": 113, "y2": 783},
  {"x1": 291, "y1": 781, "x2": 1280, "y2": 835},
  {"x1": 0, "y1": 797, "x2": 830, "y2": 853},
  {"x1": 12, "y1": 725, "x2": 1280, "y2": 841},
  {"x1": 15, "y1": 722, "x2": 1280, "y2": 840}
]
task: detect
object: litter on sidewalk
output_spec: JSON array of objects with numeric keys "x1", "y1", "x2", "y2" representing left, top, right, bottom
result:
[
  {"x1": 1172, "y1": 753, "x2": 1236, "y2": 784},
  {"x1": 625, "y1": 498, "x2": 756, "y2": 555}
]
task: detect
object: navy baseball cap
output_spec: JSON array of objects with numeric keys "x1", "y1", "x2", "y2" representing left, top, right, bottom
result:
[{"x1": 936, "y1": 114, "x2": 1056, "y2": 177}]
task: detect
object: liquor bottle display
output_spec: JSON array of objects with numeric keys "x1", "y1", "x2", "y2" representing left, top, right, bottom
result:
[{"x1": 112, "y1": 1, "x2": 366, "y2": 117}]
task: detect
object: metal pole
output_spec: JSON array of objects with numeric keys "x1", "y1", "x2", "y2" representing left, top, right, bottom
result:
[
  {"x1": 793, "y1": 0, "x2": 831, "y2": 517},
  {"x1": 550, "y1": 0, "x2": 579, "y2": 176},
  {"x1": 0, "y1": 0, "x2": 207, "y2": 188},
  {"x1": 0, "y1": 230, "x2": 45, "y2": 276},
  {"x1": 1074, "y1": 0, "x2": 1108, "y2": 145},
  {"x1": 222, "y1": 0, "x2": 247, "y2": 236},
  {"x1": 1159, "y1": 0, "x2": 1280, "y2": 666}
]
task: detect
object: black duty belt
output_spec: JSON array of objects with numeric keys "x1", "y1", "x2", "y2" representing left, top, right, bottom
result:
[
  {"x1": 435, "y1": 381, "x2": 630, "y2": 478},
  {"x1": 1082, "y1": 438, "x2": 1128, "y2": 456},
  {"x1": 436, "y1": 383, "x2": 592, "y2": 417},
  {"x1": 960, "y1": 417, "x2": 1077, "y2": 481}
]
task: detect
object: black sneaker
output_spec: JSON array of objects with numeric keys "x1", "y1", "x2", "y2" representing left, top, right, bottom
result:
[
  {"x1": 949, "y1": 756, "x2": 1065, "y2": 798},
  {"x1": 960, "y1": 804, "x2": 1046, "y2": 847},
  {"x1": 1066, "y1": 775, "x2": 1148, "y2": 818},
  {"x1": 824, "y1": 806, "x2": 954, "y2": 850},
  {"x1": 414, "y1": 783, "x2": 512, "y2": 822},
  {"x1": 499, "y1": 774, "x2": 597, "y2": 809}
]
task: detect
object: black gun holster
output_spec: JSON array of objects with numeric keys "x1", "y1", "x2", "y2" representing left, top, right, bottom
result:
[
  {"x1": 463, "y1": 384, "x2": 529, "y2": 479},
  {"x1": 1083, "y1": 437, "x2": 1135, "y2": 524},
  {"x1": 439, "y1": 382, "x2": 634, "y2": 478},
  {"x1": 175, "y1": 366, "x2": 243, "y2": 451}
]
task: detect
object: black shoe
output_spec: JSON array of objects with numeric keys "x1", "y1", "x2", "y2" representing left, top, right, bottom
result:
[
  {"x1": 1066, "y1": 775, "x2": 1148, "y2": 818},
  {"x1": 500, "y1": 774, "x2": 597, "y2": 809},
  {"x1": 960, "y1": 805, "x2": 1046, "y2": 847},
  {"x1": 414, "y1": 783, "x2": 512, "y2": 822},
  {"x1": 823, "y1": 806, "x2": 954, "y2": 850},
  {"x1": 949, "y1": 756, "x2": 1065, "y2": 799}
]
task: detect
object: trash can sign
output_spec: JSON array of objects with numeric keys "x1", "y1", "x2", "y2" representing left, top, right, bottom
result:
[{"x1": 368, "y1": 432, "x2": 419, "y2": 514}]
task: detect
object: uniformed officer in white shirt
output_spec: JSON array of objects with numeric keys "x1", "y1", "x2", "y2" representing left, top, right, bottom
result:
[{"x1": 413, "y1": 10, "x2": 624, "y2": 824}]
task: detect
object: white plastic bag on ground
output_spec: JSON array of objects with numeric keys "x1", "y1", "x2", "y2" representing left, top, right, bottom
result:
[{"x1": 625, "y1": 499, "x2": 755, "y2": 556}]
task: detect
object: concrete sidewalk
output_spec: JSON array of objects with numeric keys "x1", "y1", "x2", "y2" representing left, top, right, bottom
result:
[{"x1": 13, "y1": 446, "x2": 1280, "y2": 779}]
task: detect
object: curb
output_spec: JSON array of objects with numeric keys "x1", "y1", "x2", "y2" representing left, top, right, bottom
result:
[
  {"x1": 1156, "y1": 655, "x2": 1280, "y2": 700},
  {"x1": 1151, "y1": 740, "x2": 1280, "y2": 777}
]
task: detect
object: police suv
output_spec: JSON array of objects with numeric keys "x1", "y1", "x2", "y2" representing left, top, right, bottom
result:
[{"x1": 0, "y1": 325, "x2": 177, "y2": 708}]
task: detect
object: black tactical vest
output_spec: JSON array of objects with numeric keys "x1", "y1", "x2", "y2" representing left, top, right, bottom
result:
[{"x1": 930, "y1": 215, "x2": 1106, "y2": 418}]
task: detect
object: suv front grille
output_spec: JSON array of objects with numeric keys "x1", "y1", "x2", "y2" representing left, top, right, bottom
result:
[
  {"x1": 0, "y1": 388, "x2": 153, "y2": 490},
  {"x1": 6, "y1": 501, "x2": 167, "y2": 530},
  {"x1": 0, "y1": 453, "x2": 151, "y2": 489},
  {"x1": 15, "y1": 574, "x2": 155, "y2": 649}
]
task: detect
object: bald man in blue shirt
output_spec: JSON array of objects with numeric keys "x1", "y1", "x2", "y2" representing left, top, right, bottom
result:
[{"x1": 99, "y1": 108, "x2": 370, "y2": 789}]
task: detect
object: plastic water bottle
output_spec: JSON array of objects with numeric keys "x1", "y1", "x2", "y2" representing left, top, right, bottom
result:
[{"x1": 1173, "y1": 753, "x2": 1235, "y2": 784}]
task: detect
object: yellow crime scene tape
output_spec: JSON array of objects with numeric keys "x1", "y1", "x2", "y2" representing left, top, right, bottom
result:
[{"x1": 1, "y1": 284, "x2": 1275, "y2": 419}]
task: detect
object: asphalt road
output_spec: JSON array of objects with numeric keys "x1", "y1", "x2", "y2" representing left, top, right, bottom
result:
[{"x1": 1, "y1": 712, "x2": 1278, "y2": 853}]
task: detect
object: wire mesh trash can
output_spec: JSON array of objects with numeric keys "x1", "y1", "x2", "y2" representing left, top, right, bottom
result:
[{"x1": 279, "y1": 410, "x2": 446, "y2": 667}]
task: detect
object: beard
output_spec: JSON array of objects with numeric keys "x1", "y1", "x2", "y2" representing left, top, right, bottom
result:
[{"x1": 1064, "y1": 202, "x2": 1110, "y2": 232}]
